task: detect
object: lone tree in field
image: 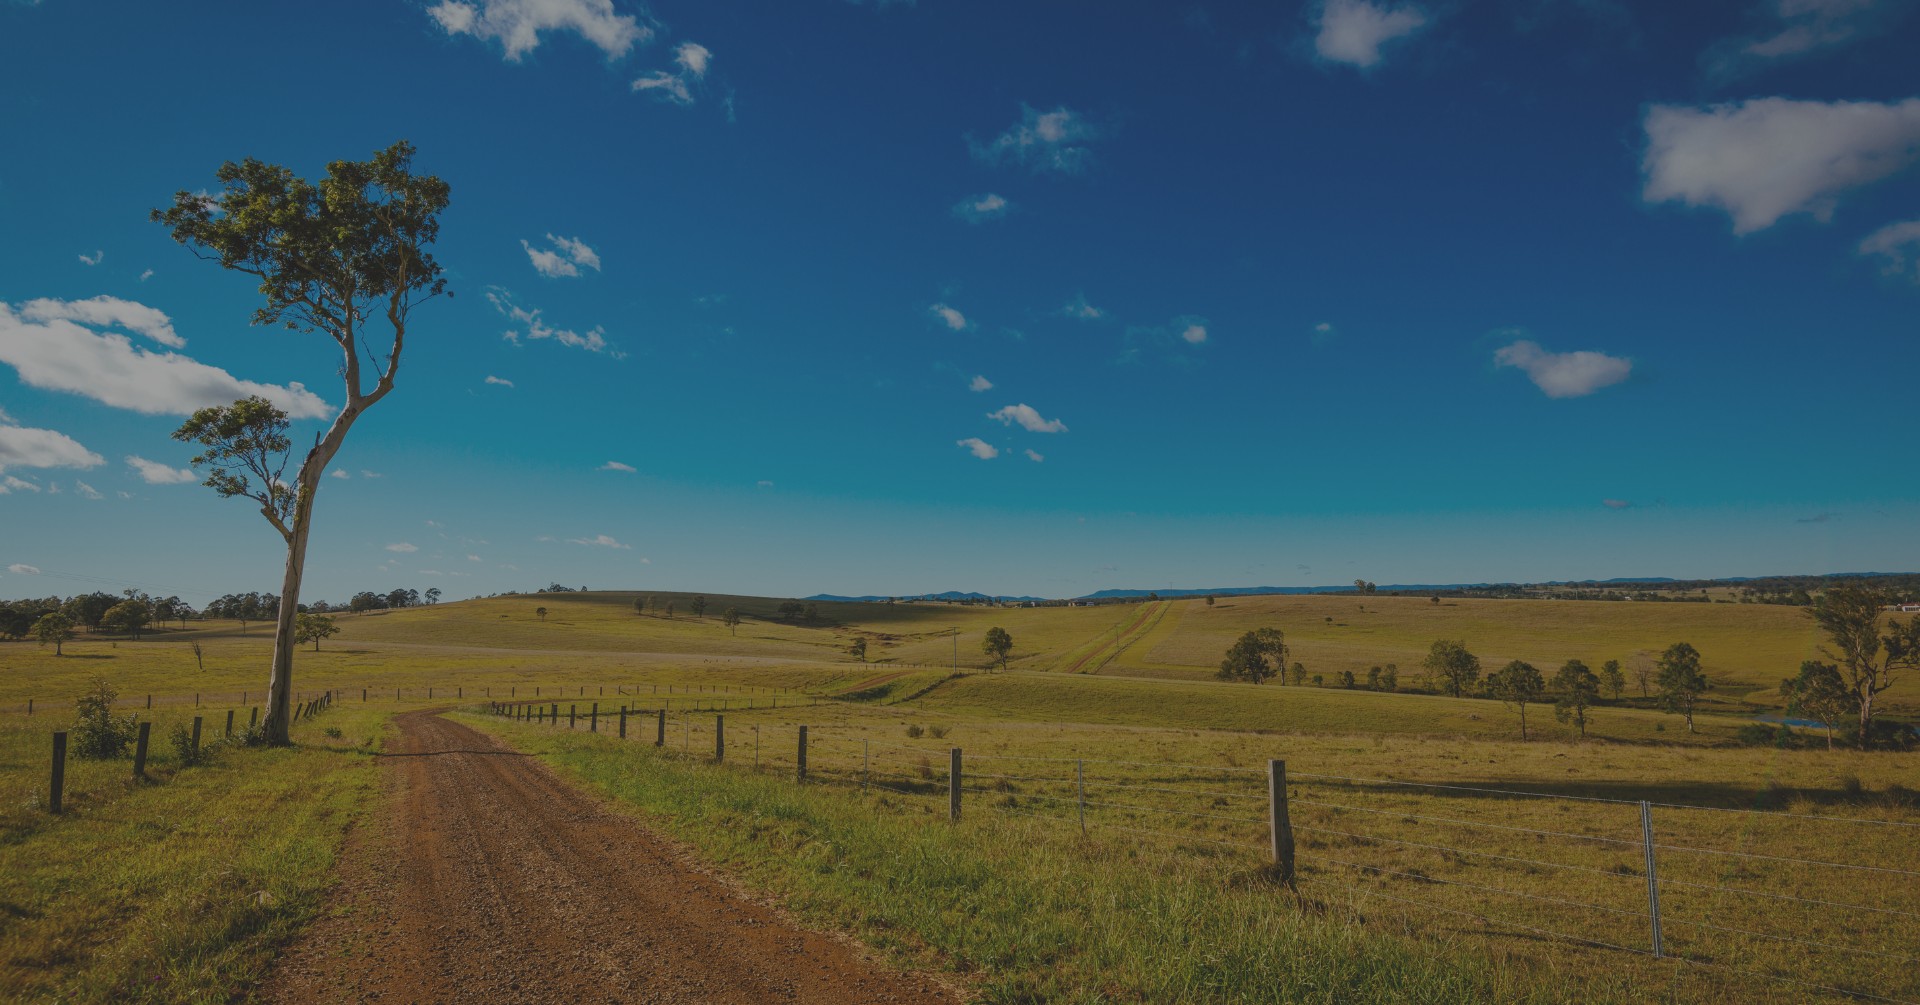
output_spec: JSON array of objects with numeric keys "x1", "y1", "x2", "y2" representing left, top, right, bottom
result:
[
  {"x1": 690, "y1": 595, "x2": 708, "y2": 619},
  {"x1": 634, "y1": 598, "x2": 645, "y2": 616},
  {"x1": 294, "y1": 613, "x2": 340, "y2": 651},
  {"x1": 1599, "y1": 659, "x2": 1626, "y2": 701},
  {"x1": 1423, "y1": 639, "x2": 1481, "y2": 697},
  {"x1": 1488, "y1": 659, "x2": 1546, "y2": 740},
  {"x1": 1217, "y1": 628, "x2": 1288, "y2": 684},
  {"x1": 981, "y1": 626, "x2": 1014, "y2": 670},
  {"x1": 1655, "y1": 642, "x2": 1709, "y2": 733},
  {"x1": 1780, "y1": 660, "x2": 1857, "y2": 750},
  {"x1": 1808, "y1": 584, "x2": 1920, "y2": 748},
  {"x1": 723, "y1": 607, "x2": 741, "y2": 636},
  {"x1": 849, "y1": 636, "x2": 867, "y2": 662},
  {"x1": 1553, "y1": 659, "x2": 1601, "y2": 738},
  {"x1": 535, "y1": 606, "x2": 548, "y2": 621},
  {"x1": 34, "y1": 612, "x2": 75, "y2": 655},
  {"x1": 156, "y1": 140, "x2": 449, "y2": 746}
]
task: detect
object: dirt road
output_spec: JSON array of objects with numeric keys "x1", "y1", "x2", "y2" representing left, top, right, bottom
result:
[{"x1": 263, "y1": 710, "x2": 956, "y2": 1004}]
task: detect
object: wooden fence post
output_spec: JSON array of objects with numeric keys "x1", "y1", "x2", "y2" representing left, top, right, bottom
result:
[
  {"x1": 190, "y1": 716, "x2": 203, "y2": 757},
  {"x1": 133, "y1": 721, "x2": 151, "y2": 779},
  {"x1": 1077, "y1": 759, "x2": 1086, "y2": 835},
  {"x1": 49, "y1": 732, "x2": 66, "y2": 814},
  {"x1": 27, "y1": 698, "x2": 32, "y2": 715},
  {"x1": 250, "y1": 707, "x2": 259, "y2": 731},
  {"x1": 591, "y1": 703, "x2": 599, "y2": 732},
  {"x1": 225, "y1": 709, "x2": 234, "y2": 739},
  {"x1": 1268, "y1": 760, "x2": 1295, "y2": 887},
  {"x1": 949, "y1": 748, "x2": 962, "y2": 822},
  {"x1": 146, "y1": 694, "x2": 152, "y2": 709},
  {"x1": 619, "y1": 707, "x2": 628, "y2": 739},
  {"x1": 569, "y1": 704, "x2": 577, "y2": 729},
  {"x1": 657, "y1": 709, "x2": 666, "y2": 746},
  {"x1": 797, "y1": 725, "x2": 808, "y2": 782},
  {"x1": 714, "y1": 715, "x2": 724, "y2": 761}
]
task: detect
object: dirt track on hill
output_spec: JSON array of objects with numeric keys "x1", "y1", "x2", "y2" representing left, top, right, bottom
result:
[{"x1": 261, "y1": 710, "x2": 956, "y2": 1005}]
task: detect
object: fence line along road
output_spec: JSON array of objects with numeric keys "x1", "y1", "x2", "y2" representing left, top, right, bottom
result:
[{"x1": 492, "y1": 702, "x2": 1920, "y2": 1005}]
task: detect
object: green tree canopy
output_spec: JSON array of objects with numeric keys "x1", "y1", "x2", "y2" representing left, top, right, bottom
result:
[
  {"x1": 1809, "y1": 584, "x2": 1920, "y2": 748},
  {"x1": 1217, "y1": 628, "x2": 1288, "y2": 685},
  {"x1": 982, "y1": 626, "x2": 1014, "y2": 670},
  {"x1": 1423, "y1": 639, "x2": 1481, "y2": 697},
  {"x1": 1655, "y1": 642, "x2": 1709, "y2": 733},
  {"x1": 1553, "y1": 659, "x2": 1601, "y2": 738},
  {"x1": 1488, "y1": 660, "x2": 1547, "y2": 740},
  {"x1": 1780, "y1": 660, "x2": 1857, "y2": 750},
  {"x1": 34, "y1": 612, "x2": 76, "y2": 655}
]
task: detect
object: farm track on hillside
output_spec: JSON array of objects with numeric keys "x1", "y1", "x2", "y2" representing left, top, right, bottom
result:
[{"x1": 260, "y1": 710, "x2": 955, "y2": 1005}]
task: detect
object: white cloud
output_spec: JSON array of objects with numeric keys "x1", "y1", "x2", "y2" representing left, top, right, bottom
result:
[
  {"x1": 0, "y1": 417, "x2": 103, "y2": 474},
  {"x1": 0, "y1": 299, "x2": 331, "y2": 418},
  {"x1": 78, "y1": 250, "x2": 102, "y2": 266},
  {"x1": 1060, "y1": 293, "x2": 1103, "y2": 320},
  {"x1": 8, "y1": 563, "x2": 41, "y2": 574},
  {"x1": 522, "y1": 234, "x2": 601, "y2": 278},
  {"x1": 468, "y1": 554, "x2": 484, "y2": 562},
  {"x1": 632, "y1": 70, "x2": 694, "y2": 104},
  {"x1": 600, "y1": 460, "x2": 637, "y2": 472},
  {"x1": 756, "y1": 479, "x2": 774, "y2": 488},
  {"x1": 1707, "y1": 0, "x2": 1890, "y2": 79},
  {"x1": 485, "y1": 375, "x2": 515, "y2": 387},
  {"x1": 956, "y1": 437, "x2": 999, "y2": 460},
  {"x1": 330, "y1": 469, "x2": 350, "y2": 479},
  {"x1": 139, "y1": 269, "x2": 154, "y2": 282},
  {"x1": 125, "y1": 455, "x2": 196, "y2": 485},
  {"x1": 1025, "y1": 448, "x2": 1045, "y2": 463},
  {"x1": 19, "y1": 295, "x2": 183, "y2": 348},
  {"x1": 566, "y1": 533, "x2": 631, "y2": 549},
  {"x1": 1179, "y1": 322, "x2": 1209, "y2": 345},
  {"x1": 675, "y1": 41, "x2": 711, "y2": 76},
  {"x1": 930, "y1": 303, "x2": 970, "y2": 331},
  {"x1": 952, "y1": 193, "x2": 1011, "y2": 223},
  {"x1": 426, "y1": 0, "x2": 651, "y2": 61},
  {"x1": 1642, "y1": 98, "x2": 1920, "y2": 234},
  {"x1": 987, "y1": 403, "x2": 1068, "y2": 433},
  {"x1": 1859, "y1": 218, "x2": 1920, "y2": 281},
  {"x1": 1603, "y1": 498, "x2": 1635, "y2": 510},
  {"x1": 2, "y1": 476, "x2": 42, "y2": 493},
  {"x1": 74, "y1": 480, "x2": 103, "y2": 500},
  {"x1": 969, "y1": 374, "x2": 994, "y2": 392},
  {"x1": 487, "y1": 288, "x2": 616, "y2": 355},
  {"x1": 361, "y1": 469, "x2": 383, "y2": 478},
  {"x1": 971, "y1": 104, "x2": 1098, "y2": 175},
  {"x1": 1315, "y1": 0, "x2": 1429, "y2": 69},
  {"x1": 386, "y1": 542, "x2": 419, "y2": 553},
  {"x1": 1493, "y1": 339, "x2": 1633, "y2": 398}
]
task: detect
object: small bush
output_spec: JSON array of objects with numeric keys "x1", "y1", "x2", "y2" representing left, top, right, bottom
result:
[
  {"x1": 1839, "y1": 774, "x2": 1864, "y2": 800},
  {"x1": 928, "y1": 725, "x2": 949, "y2": 739},
  {"x1": 233, "y1": 725, "x2": 271, "y2": 748},
  {"x1": 169, "y1": 723, "x2": 211, "y2": 767},
  {"x1": 1734, "y1": 722, "x2": 1790, "y2": 747},
  {"x1": 71, "y1": 676, "x2": 139, "y2": 760},
  {"x1": 904, "y1": 724, "x2": 925, "y2": 738},
  {"x1": 916, "y1": 755, "x2": 934, "y2": 779},
  {"x1": 324, "y1": 726, "x2": 343, "y2": 739}
]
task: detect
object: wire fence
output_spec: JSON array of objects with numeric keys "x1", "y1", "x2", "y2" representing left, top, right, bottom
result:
[
  {"x1": 496, "y1": 701, "x2": 1920, "y2": 1005},
  {"x1": 0, "y1": 680, "x2": 811, "y2": 716}
]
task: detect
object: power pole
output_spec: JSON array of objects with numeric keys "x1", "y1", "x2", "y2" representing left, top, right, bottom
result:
[{"x1": 951, "y1": 626, "x2": 958, "y2": 671}]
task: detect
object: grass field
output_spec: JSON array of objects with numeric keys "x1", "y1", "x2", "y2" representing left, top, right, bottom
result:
[{"x1": 4, "y1": 588, "x2": 1917, "y2": 1003}]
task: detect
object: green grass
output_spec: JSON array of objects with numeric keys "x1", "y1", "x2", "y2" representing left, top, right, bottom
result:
[{"x1": 0, "y1": 704, "x2": 387, "y2": 1003}]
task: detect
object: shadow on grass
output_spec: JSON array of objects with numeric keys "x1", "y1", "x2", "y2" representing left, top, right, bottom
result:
[{"x1": 1318, "y1": 777, "x2": 1919, "y2": 812}]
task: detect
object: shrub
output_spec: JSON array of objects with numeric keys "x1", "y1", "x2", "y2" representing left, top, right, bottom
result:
[
  {"x1": 928, "y1": 725, "x2": 949, "y2": 739},
  {"x1": 1735, "y1": 722, "x2": 1795, "y2": 748},
  {"x1": 169, "y1": 722, "x2": 211, "y2": 767},
  {"x1": 905, "y1": 724, "x2": 925, "y2": 738},
  {"x1": 71, "y1": 676, "x2": 139, "y2": 759},
  {"x1": 324, "y1": 726, "x2": 343, "y2": 739}
]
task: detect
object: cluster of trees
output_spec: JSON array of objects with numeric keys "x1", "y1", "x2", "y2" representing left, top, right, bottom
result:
[
  {"x1": 776, "y1": 601, "x2": 823, "y2": 624},
  {"x1": 633, "y1": 595, "x2": 709, "y2": 619},
  {"x1": 1424, "y1": 638, "x2": 1709, "y2": 739},
  {"x1": 1, "y1": 591, "x2": 199, "y2": 640},
  {"x1": 331, "y1": 587, "x2": 440, "y2": 613}
]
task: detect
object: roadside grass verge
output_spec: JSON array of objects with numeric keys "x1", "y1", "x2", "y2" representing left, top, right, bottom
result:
[
  {"x1": 460, "y1": 711, "x2": 1647, "y2": 1005},
  {"x1": 0, "y1": 707, "x2": 387, "y2": 1003}
]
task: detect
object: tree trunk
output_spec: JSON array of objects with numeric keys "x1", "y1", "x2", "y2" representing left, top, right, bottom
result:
[
  {"x1": 1859, "y1": 688, "x2": 1875, "y2": 750},
  {"x1": 264, "y1": 481, "x2": 319, "y2": 746}
]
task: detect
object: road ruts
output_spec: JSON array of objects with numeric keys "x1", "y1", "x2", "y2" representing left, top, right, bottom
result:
[{"x1": 261, "y1": 709, "x2": 957, "y2": 1004}]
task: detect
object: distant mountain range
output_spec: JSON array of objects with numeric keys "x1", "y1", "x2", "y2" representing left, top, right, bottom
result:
[{"x1": 803, "y1": 572, "x2": 1917, "y2": 604}]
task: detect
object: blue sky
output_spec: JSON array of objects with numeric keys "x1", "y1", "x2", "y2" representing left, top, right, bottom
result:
[{"x1": 2, "y1": 0, "x2": 1919, "y2": 604}]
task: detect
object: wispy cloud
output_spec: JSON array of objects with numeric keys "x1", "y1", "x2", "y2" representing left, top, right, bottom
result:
[
  {"x1": 386, "y1": 542, "x2": 418, "y2": 553},
  {"x1": 1642, "y1": 98, "x2": 1920, "y2": 234},
  {"x1": 600, "y1": 460, "x2": 637, "y2": 472},
  {"x1": 78, "y1": 250, "x2": 103, "y2": 266},
  {"x1": 125, "y1": 455, "x2": 196, "y2": 485},
  {"x1": 0, "y1": 298, "x2": 330, "y2": 418},
  {"x1": 1179, "y1": 321, "x2": 1208, "y2": 345},
  {"x1": 929, "y1": 303, "x2": 971, "y2": 331},
  {"x1": 633, "y1": 41, "x2": 713, "y2": 105},
  {"x1": 988, "y1": 403, "x2": 1068, "y2": 433},
  {"x1": 8, "y1": 563, "x2": 41, "y2": 574},
  {"x1": 1, "y1": 476, "x2": 42, "y2": 494},
  {"x1": 139, "y1": 269, "x2": 154, "y2": 282},
  {"x1": 1859, "y1": 219, "x2": 1920, "y2": 282},
  {"x1": 969, "y1": 374, "x2": 994, "y2": 392},
  {"x1": 952, "y1": 193, "x2": 1011, "y2": 223},
  {"x1": 1059, "y1": 293, "x2": 1103, "y2": 320},
  {"x1": 566, "y1": 533, "x2": 631, "y2": 549},
  {"x1": 1706, "y1": 0, "x2": 1895, "y2": 80},
  {"x1": 329, "y1": 469, "x2": 351, "y2": 480},
  {"x1": 426, "y1": 0, "x2": 651, "y2": 61},
  {"x1": 361, "y1": 470, "x2": 383, "y2": 479},
  {"x1": 75, "y1": 480, "x2": 103, "y2": 500},
  {"x1": 1494, "y1": 339, "x2": 1633, "y2": 398},
  {"x1": 1025, "y1": 448, "x2": 1045, "y2": 463},
  {"x1": 970, "y1": 104, "x2": 1099, "y2": 175},
  {"x1": 957, "y1": 437, "x2": 999, "y2": 460},
  {"x1": 487, "y1": 288, "x2": 617, "y2": 356},
  {"x1": 522, "y1": 234, "x2": 601, "y2": 278},
  {"x1": 1314, "y1": 0, "x2": 1429, "y2": 69},
  {"x1": 485, "y1": 375, "x2": 515, "y2": 388}
]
